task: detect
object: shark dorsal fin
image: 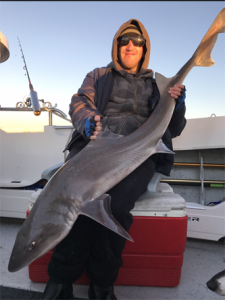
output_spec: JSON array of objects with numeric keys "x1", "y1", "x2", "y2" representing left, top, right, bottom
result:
[
  {"x1": 101, "y1": 116, "x2": 124, "y2": 137},
  {"x1": 84, "y1": 116, "x2": 124, "y2": 150},
  {"x1": 155, "y1": 72, "x2": 178, "y2": 96}
]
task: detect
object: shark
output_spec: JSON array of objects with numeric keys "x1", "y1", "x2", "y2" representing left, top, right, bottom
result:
[{"x1": 8, "y1": 8, "x2": 225, "y2": 272}]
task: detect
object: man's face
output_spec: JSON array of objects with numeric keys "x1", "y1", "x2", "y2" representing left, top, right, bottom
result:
[{"x1": 119, "y1": 39, "x2": 143, "y2": 73}]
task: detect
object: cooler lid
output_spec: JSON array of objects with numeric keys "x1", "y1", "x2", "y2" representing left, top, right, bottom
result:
[{"x1": 131, "y1": 192, "x2": 186, "y2": 217}]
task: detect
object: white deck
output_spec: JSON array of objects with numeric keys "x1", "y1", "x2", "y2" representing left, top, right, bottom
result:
[{"x1": 0, "y1": 217, "x2": 223, "y2": 300}]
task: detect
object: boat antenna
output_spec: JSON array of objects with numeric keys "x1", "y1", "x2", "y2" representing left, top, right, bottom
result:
[{"x1": 17, "y1": 37, "x2": 41, "y2": 115}]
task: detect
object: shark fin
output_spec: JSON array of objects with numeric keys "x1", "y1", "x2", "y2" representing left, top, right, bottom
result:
[
  {"x1": 194, "y1": 35, "x2": 217, "y2": 67},
  {"x1": 100, "y1": 116, "x2": 108, "y2": 132},
  {"x1": 80, "y1": 194, "x2": 133, "y2": 242},
  {"x1": 155, "y1": 73, "x2": 178, "y2": 97},
  {"x1": 100, "y1": 116, "x2": 124, "y2": 139},
  {"x1": 154, "y1": 139, "x2": 175, "y2": 154},
  {"x1": 85, "y1": 117, "x2": 124, "y2": 150},
  {"x1": 193, "y1": 8, "x2": 225, "y2": 67}
]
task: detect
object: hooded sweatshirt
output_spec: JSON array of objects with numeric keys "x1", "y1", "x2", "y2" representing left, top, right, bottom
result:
[
  {"x1": 68, "y1": 19, "x2": 157, "y2": 144},
  {"x1": 100, "y1": 20, "x2": 156, "y2": 135},
  {"x1": 111, "y1": 19, "x2": 151, "y2": 74},
  {"x1": 103, "y1": 19, "x2": 157, "y2": 135},
  {"x1": 67, "y1": 19, "x2": 186, "y2": 176}
]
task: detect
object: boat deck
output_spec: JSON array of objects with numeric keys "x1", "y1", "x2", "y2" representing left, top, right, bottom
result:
[{"x1": 0, "y1": 217, "x2": 223, "y2": 300}]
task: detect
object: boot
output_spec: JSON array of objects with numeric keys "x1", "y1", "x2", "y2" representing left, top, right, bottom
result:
[
  {"x1": 88, "y1": 282, "x2": 117, "y2": 300},
  {"x1": 42, "y1": 278, "x2": 74, "y2": 299}
]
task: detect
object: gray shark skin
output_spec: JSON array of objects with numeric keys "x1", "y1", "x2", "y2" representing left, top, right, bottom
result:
[{"x1": 8, "y1": 9, "x2": 225, "y2": 273}]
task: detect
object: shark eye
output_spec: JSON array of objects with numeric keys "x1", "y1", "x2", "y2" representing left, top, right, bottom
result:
[{"x1": 28, "y1": 241, "x2": 36, "y2": 251}]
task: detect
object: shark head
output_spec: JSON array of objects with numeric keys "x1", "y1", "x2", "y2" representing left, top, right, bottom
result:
[{"x1": 8, "y1": 219, "x2": 67, "y2": 272}]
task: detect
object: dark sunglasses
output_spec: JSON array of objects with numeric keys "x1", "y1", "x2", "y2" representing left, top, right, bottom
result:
[{"x1": 118, "y1": 36, "x2": 146, "y2": 47}]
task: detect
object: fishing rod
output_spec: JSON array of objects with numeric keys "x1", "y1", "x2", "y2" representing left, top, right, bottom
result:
[{"x1": 18, "y1": 37, "x2": 41, "y2": 116}]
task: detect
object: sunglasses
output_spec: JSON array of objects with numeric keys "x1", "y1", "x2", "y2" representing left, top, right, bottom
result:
[{"x1": 118, "y1": 36, "x2": 146, "y2": 47}]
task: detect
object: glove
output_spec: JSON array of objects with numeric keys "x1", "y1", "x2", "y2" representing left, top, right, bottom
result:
[
  {"x1": 84, "y1": 116, "x2": 97, "y2": 138},
  {"x1": 175, "y1": 86, "x2": 186, "y2": 110}
]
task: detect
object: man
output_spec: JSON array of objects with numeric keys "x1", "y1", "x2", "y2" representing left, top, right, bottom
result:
[{"x1": 42, "y1": 19, "x2": 186, "y2": 300}]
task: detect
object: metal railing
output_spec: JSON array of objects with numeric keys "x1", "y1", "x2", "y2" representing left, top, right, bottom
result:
[
  {"x1": 0, "y1": 102, "x2": 74, "y2": 162},
  {"x1": 0, "y1": 106, "x2": 72, "y2": 125}
]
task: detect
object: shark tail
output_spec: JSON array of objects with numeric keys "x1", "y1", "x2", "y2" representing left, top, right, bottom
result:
[
  {"x1": 80, "y1": 194, "x2": 134, "y2": 242},
  {"x1": 193, "y1": 8, "x2": 225, "y2": 67}
]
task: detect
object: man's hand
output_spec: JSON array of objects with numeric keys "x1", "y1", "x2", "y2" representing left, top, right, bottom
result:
[
  {"x1": 84, "y1": 115, "x2": 102, "y2": 140},
  {"x1": 90, "y1": 115, "x2": 102, "y2": 140},
  {"x1": 168, "y1": 84, "x2": 185, "y2": 99},
  {"x1": 168, "y1": 84, "x2": 186, "y2": 109}
]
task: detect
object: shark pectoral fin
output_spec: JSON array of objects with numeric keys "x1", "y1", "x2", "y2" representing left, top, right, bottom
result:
[
  {"x1": 80, "y1": 194, "x2": 133, "y2": 242},
  {"x1": 154, "y1": 139, "x2": 175, "y2": 154}
]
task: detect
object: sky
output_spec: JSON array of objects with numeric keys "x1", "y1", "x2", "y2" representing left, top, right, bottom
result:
[{"x1": 0, "y1": 1, "x2": 224, "y2": 132}]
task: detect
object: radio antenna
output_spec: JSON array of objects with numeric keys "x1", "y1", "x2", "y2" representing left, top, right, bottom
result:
[{"x1": 17, "y1": 37, "x2": 40, "y2": 115}]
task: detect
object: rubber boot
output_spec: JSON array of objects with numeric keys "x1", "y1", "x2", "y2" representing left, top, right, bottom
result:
[
  {"x1": 42, "y1": 278, "x2": 74, "y2": 299},
  {"x1": 88, "y1": 282, "x2": 117, "y2": 300}
]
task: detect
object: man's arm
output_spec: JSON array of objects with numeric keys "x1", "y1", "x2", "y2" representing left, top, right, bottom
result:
[{"x1": 69, "y1": 70, "x2": 102, "y2": 139}]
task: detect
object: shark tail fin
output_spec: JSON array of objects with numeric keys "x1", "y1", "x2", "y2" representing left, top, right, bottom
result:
[
  {"x1": 154, "y1": 139, "x2": 175, "y2": 154},
  {"x1": 80, "y1": 194, "x2": 133, "y2": 242},
  {"x1": 193, "y1": 8, "x2": 225, "y2": 67},
  {"x1": 194, "y1": 35, "x2": 217, "y2": 67}
]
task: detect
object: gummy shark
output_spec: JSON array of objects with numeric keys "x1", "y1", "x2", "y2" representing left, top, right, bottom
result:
[{"x1": 8, "y1": 8, "x2": 225, "y2": 272}]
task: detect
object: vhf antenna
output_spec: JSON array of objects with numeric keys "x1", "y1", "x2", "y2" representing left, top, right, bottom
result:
[{"x1": 18, "y1": 37, "x2": 41, "y2": 116}]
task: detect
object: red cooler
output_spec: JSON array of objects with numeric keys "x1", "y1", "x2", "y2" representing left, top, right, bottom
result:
[{"x1": 29, "y1": 183, "x2": 187, "y2": 287}]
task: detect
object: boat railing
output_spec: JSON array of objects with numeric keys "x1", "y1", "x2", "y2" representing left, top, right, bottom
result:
[
  {"x1": 0, "y1": 106, "x2": 72, "y2": 125},
  {"x1": 0, "y1": 101, "x2": 74, "y2": 161}
]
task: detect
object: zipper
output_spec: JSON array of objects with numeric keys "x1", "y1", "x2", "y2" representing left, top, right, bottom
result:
[{"x1": 117, "y1": 77, "x2": 138, "y2": 135}]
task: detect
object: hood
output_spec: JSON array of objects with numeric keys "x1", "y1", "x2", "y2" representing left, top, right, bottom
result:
[{"x1": 111, "y1": 19, "x2": 151, "y2": 75}]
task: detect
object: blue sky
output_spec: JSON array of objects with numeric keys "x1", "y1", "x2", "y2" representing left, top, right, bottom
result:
[{"x1": 0, "y1": 1, "x2": 224, "y2": 130}]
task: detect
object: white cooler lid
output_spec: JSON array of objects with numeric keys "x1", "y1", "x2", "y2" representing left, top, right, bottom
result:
[
  {"x1": 30, "y1": 184, "x2": 186, "y2": 217},
  {"x1": 131, "y1": 187, "x2": 186, "y2": 217}
]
